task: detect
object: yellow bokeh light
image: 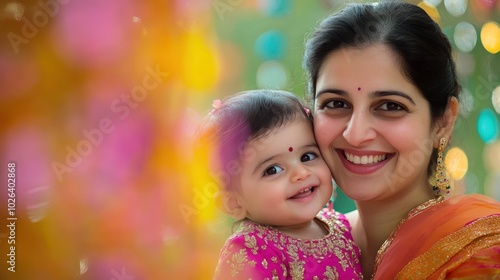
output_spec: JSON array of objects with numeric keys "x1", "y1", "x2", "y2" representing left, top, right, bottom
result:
[
  {"x1": 445, "y1": 147, "x2": 468, "y2": 180},
  {"x1": 181, "y1": 28, "x2": 220, "y2": 91},
  {"x1": 418, "y1": 1, "x2": 441, "y2": 24},
  {"x1": 481, "y1": 21, "x2": 500, "y2": 54}
]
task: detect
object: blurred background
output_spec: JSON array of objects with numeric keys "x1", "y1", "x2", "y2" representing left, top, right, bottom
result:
[{"x1": 0, "y1": 0, "x2": 498, "y2": 279}]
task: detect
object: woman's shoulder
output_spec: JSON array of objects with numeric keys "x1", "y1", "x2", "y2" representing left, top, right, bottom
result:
[
  {"x1": 447, "y1": 193, "x2": 500, "y2": 205},
  {"x1": 441, "y1": 194, "x2": 500, "y2": 217}
]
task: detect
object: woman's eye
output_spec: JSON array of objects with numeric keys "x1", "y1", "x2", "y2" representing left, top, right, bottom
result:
[
  {"x1": 301, "y1": 152, "x2": 318, "y2": 162},
  {"x1": 264, "y1": 165, "x2": 283, "y2": 176},
  {"x1": 378, "y1": 102, "x2": 405, "y2": 111},
  {"x1": 325, "y1": 100, "x2": 349, "y2": 109}
]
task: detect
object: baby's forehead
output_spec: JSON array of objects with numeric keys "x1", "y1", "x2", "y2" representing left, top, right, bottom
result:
[{"x1": 244, "y1": 119, "x2": 314, "y2": 152}]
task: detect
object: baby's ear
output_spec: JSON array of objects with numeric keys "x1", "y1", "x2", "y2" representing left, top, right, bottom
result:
[{"x1": 214, "y1": 191, "x2": 247, "y2": 221}]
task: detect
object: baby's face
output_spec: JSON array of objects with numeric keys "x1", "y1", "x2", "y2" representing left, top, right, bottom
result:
[{"x1": 233, "y1": 118, "x2": 333, "y2": 228}]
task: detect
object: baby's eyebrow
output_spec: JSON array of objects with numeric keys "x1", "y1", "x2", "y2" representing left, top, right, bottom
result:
[{"x1": 253, "y1": 154, "x2": 279, "y2": 176}]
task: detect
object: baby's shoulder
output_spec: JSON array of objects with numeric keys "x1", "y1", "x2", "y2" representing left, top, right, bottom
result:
[
  {"x1": 317, "y1": 208, "x2": 353, "y2": 232},
  {"x1": 226, "y1": 220, "x2": 280, "y2": 246}
]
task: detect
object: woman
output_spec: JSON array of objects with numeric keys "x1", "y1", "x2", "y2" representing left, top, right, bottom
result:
[{"x1": 303, "y1": 1, "x2": 500, "y2": 279}]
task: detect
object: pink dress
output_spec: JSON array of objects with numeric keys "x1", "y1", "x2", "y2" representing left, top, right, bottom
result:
[{"x1": 214, "y1": 209, "x2": 362, "y2": 279}]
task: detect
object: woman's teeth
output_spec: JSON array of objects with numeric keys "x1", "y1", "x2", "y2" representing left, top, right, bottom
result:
[{"x1": 344, "y1": 152, "x2": 386, "y2": 165}]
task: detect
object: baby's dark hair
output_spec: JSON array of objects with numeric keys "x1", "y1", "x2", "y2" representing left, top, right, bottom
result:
[{"x1": 197, "y1": 89, "x2": 312, "y2": 191}]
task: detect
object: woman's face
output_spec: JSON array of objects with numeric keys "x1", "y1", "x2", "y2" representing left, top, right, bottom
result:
[{"x1": 313, "y1": 44, "x2": 438, "y2": 201}]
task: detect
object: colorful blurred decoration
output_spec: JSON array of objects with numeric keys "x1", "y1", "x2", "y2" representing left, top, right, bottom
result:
[
  {"x1": 444, "y1": 0, "x2": 468, "y2": 17},
  {"x1": 52, "y1": 0, "x2": 136, "y2": 68},
  {"x1": 256, "y1": 60, "x2": 288, "y2": 89},
  {"x1": 458, "y1": 88, "x2": 474, "y2": 117},
  {"x1": 257, "y1": 0, "x2": 291, "y2": 17},
  {"x1": 254, "y1": 30, "x2": 286, "y2": 60},
  {"x1": 445, "y1": 147, "x2": 469, "y2": 180},
  {"x1": 0, "y1": 0, "x2": 499, "y2": 279},
  {"x1": 493, "y1": 86, "x2": 500, "y2": 113},
  {"x1": 0, "y1": 0, "x2": 224, "y2": 278},
  {"x1": 453, "y1": 22, "x2": 477, "y2": 52},
  {"x1": 418, "y1": 1, "x2": 441, "y2": 24},
  {"x1": 477, "y1": 109, "x2": 499, "y2": 143},
  {"x1": 180, "y1": 27, "x2": 220, "y2": 92},
  {"x1": 481, "y1": 21, "x2": 500, "y2": 53}
]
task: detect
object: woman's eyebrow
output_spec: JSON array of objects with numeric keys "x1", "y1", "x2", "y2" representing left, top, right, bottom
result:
[
  {"x1": 316, "y1": 88, "x2": 347, "y2": 97},
  {"x1": 372, "y1": 90, "x2": 416, "y2": 105}
]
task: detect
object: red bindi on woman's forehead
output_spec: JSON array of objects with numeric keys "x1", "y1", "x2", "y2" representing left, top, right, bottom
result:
[{"x1": 289, "y1": 147, "x2": 293, "y2": 152}]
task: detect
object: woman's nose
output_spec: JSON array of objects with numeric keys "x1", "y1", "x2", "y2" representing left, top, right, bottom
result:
[
  {"x1": 342, "y1": 110, "x2": 376, "y2": 146},
  {"x1": 290, "y1": 164, "x2": 311, "y2": 182}
]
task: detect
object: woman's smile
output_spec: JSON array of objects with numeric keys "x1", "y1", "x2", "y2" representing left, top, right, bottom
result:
[{"x1": 336, "y1": 149, "x2": 394, "y2": 175}]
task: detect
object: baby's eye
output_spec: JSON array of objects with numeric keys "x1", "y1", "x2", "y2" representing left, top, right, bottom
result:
[
  {"x1": 264, "y1": 165, "x2": 283, "y2": 176},
  {"x1": 301, "y1": 152, "x2": 318, "y2": 162}
]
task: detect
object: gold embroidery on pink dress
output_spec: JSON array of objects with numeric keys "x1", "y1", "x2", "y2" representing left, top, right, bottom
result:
[
  {"x1": 229, "y1": 249, "x2": 255, "y2": 277},
  {"x1": 219, "y1": 210, "x2": 361, "y2": 279}
]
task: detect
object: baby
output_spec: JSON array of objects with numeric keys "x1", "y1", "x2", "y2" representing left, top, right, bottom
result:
[{"x1": 198, "y1": 90, "x2": 361, "y2": 279}]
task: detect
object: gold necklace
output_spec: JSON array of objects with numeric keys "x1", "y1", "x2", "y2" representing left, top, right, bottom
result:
[{"x1": 370, "y1": 195, "x2": 445, "y2": 279}]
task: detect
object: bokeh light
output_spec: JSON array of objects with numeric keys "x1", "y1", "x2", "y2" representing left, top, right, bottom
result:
[
  {"x1": 256, "y1": 60, "x2": 288, "y2": 89},
  {"x1": 477, "y1": 108, "x2": 499, "y2": 143},
  {"x1": 419, "y1": 1, "x2": 441, "y2": 23},
  {"x1": 481, "y1": 21, "x2": 500, "y2": 54},
  {"x1": 254, "y1": 30, "x2": 286, "y2": 60},
  {"x1": 181, "y1": 28, "x2": 220, "y2": 91},
  {"x1": 493, "y1": 86, "x2": 500, "y2": 113},
  {"x1": 458, "y1": 88, "x2": 474, "y2": 117},
  {"x1": 454, "y1": 22, "x2": 477, "y2": 52},
  {"x1": 444, "y1": 0, "x2": 468, "y2": 17},
  {"x1": 4, "y1": 2, "x2": 24, "y2": 21},
  {"x1": 257, "y1": 0, "x2": 291, "y2": 17},
  {"x1": 424, "y1": 0, "x2": 443, "y2": 7},
  {"x1": 445, "y1": 147, "x2": 468, "y2": 180}
]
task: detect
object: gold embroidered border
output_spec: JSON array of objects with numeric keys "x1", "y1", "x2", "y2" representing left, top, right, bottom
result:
[{"x1": 395, "y1": 215, "x2": 500, "y2": 279}]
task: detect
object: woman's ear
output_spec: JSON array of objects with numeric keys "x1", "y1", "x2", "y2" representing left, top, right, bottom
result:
[
  {"x1": 214, "y1": 191, "x2": 247, "y2": 220},
  {"x1": 434, "y1": 97, "x2": 459, "y2": 147}
]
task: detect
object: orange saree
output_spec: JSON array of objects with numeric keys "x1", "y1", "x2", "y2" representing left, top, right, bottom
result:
[{"x1": 373, "y1": 194, "x2": 500, "y2": 279}]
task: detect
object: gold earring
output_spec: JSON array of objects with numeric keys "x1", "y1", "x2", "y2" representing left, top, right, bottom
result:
[{"x1": 433, "y1": 137, "x2": 450, "y2": 196}]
